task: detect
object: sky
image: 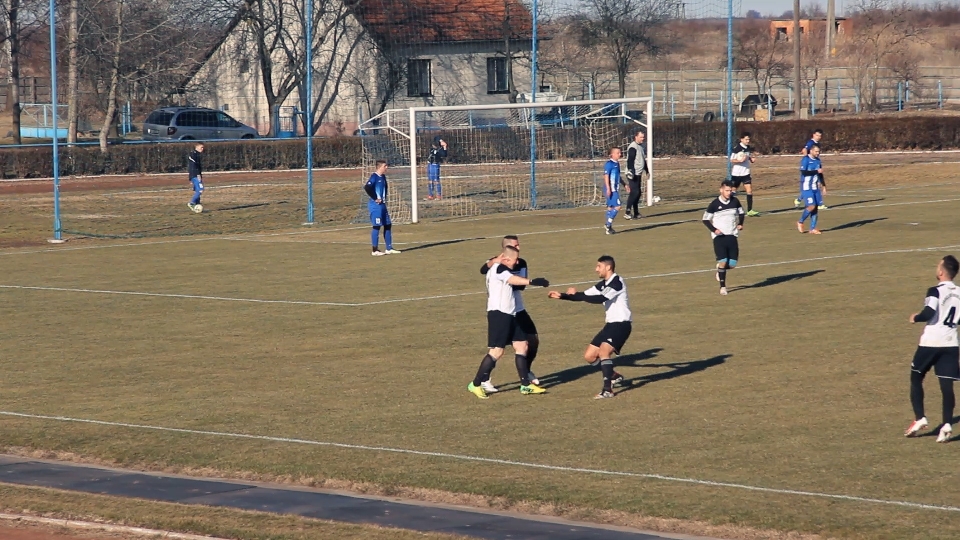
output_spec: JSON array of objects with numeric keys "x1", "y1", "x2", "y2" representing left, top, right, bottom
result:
[{"x1": 739, "y1": 0, "x2": 943, "y2": 17}]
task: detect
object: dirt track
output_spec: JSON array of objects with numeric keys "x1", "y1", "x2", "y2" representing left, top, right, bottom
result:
[{"x1": 0, "y1": 522, "x2": 133, "y2": 540}]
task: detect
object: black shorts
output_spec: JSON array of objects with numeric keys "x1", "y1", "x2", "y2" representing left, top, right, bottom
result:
[
  {"x1": 487, "y1": 311, "x2": 526, "y2": 349},
  {"x1": 911, "y1": 346, "x2": 960, "y2": 380},
  {"x1": 515, "y1": 310, "x2": 538, "y2": 336},
  {"x1": 590, "y1": 322, "x2": 632, "y2": 354},
  {"x1": 713, "y1": 235, "x2": 740, "y2": 263},
  {"x1": 730, "y1": 174, "x2": 751, "y2": 187}
]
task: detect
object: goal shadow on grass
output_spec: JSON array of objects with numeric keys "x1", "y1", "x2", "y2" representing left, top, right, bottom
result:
[
  {"x1": 400, "y1": 237, "x2": 485, "y2": 252},
  {"x1": 617, "y1": 219, "x2": 696, "y2": 234},
  {"x1": 728, "y1": 269, "x2": 825, "y2": 292}
]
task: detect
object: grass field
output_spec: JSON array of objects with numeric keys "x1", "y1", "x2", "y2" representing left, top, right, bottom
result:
[{"x1": 2, "y1": 157, "x2": 960, "y2": 540}]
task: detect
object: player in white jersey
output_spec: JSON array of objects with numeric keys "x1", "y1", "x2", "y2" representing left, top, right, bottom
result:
[
  {"x1": 549, "y1": 255, "x2": 631, "y2": 399},
  {"x1": 478, "y1": 235, "x2": 541, "y2": 393},
  {"x1": 729, "y1": 132, "x2": 760, "y2": 216},
  {"x1": 468, "y1": 245, "x2": 550, "y2": 399},
  {"x1": 905, "y1": 255, "x2": 960, "y2": 443},
  {"x1": 703, "y1": 180, "x2": 745, "y2": 296}
]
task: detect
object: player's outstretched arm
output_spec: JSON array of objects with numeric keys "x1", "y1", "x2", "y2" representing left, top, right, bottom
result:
[{"x1": 508, "y1": 275, "x2": 548, "y2": 287}]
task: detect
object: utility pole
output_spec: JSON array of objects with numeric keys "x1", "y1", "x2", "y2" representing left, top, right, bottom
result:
[
  {"x1": 793, "y1": 0, "x2": 802, "y2": 115},
  {"x1": 826, "y1": 0, "x2": 836, "y2": 59}
]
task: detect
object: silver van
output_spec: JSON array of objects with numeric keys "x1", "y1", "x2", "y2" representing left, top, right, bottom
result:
[{"x1": 142, "y1": 107, "x2": 259, "y2": 141}]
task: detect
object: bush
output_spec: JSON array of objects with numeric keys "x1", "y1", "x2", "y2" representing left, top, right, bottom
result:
[{"x1": 1, "y1": 116, "x2": 959, "y2": 179}]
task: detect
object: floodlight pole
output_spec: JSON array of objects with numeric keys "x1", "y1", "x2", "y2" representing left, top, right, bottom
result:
[
  {"x1": 529, "y1": 0, "x2": 538, "y2": 209},
  {"x1": 725, "y1": 0, "x2": 733, "y2": 177},
  {"x1": 304, "y1": 0, "x2": 315, "y2": 225},
  {"x1": 793, "y1": 0, "x2": 802, "y2": 117},
  {"x1": 49, "y1": 0, "x2": 62, "y2": 242}
]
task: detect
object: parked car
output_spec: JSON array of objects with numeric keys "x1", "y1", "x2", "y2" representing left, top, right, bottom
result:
[{"x1": 142, "y1": 107, "x2": 259, "y2": 141}]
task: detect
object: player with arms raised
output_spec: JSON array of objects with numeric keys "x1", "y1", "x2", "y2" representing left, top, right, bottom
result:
[{"x1": 905, "y1": 255, "x2": 960, "y2": 443}]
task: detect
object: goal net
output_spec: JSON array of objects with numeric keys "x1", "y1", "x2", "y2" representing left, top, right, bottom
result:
[{"x1": 357, "y1": 97, "x2": 653, "y2": 223}]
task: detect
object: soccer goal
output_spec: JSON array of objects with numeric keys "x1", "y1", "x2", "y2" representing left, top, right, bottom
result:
[{"x1": 357, "y1": 97, "x2": 653, "y2": 223}]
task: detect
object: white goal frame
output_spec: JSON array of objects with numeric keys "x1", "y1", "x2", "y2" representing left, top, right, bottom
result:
[{"x1": 364, "y1": 96, "x2": 654, "y2": 223}]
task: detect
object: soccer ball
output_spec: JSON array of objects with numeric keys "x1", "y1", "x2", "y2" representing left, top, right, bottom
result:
[
  {"x1": 735, "y1": 151, "x2": 747, "y2": 162},
  {"x1": 653, "y1": 195, "x2": 662, "y2": 203},
  {"x1": 192, "y1": 204, "x2": 203, "y2": 214}
]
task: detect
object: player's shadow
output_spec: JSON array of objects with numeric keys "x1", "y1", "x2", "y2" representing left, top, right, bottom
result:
[
  {"x1": 825, "y1": 217, "x2": 887, "y2": 231},
  {"x1": 766, "y1": 198, "x2": 885, "y2": 215},
  {"x1": 401, "y1": 237, "x2": 484, "y2": 252},
  {"x1": 729, "y1": 269, "x2": 824, "y2": 292},
  {"x1": 619, "y1": 219, "x2": 696, "y2": 234},
  {"x1": 614, "y1": 354, "x2": 730, "y2": 395},
  {"x1": 213, "y1": 202, "x2": 284, "y2": 211},
  {"x1": 534, "y1": 347, "x2": 664, "y2": 389}
]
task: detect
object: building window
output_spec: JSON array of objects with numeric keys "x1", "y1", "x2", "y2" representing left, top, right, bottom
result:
[
  {"x1": 407, "y1": 59, "x2": 431, "y2": 97},
  {"x1": 487, "y1": 57, "x2": 509, "y2": 94},
  {"x1": 775, "y1": 27, "x2": 787, "y2": 41},
  {"x1": 239, "y1": 59, "x2": 250, "y2": 74}
]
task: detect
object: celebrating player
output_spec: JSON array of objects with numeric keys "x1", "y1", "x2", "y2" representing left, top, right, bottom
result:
[
  {"x1": 729, "y1": 132, "x2": 759, "y2": 217},
  {"x1": 426, "y1": 136, "x2": 448, "y2": 200},
  {"x1": 548, "y1": 256, "x2": 630, "y2": 399},
  {"x1": 797, "y1": 145, "x2": 826, "y2": 235},
  {"x1": 796, "y1": 129, "x2": 824, "y2": 208},
  {"x1": 703, "y1": 180, "x2": 745, "y2": 296},
  {"x1": 905, "y1": 255, "x2": 960, "y2": 443},
  {"x1": 603, "y1": 147, "x2": 622, "y2": 235},
  {"x1": 479, "y1": 235, "x2": 541, "y2": 393},
  {"x1": 468, "y1": 245, "x2": 549, "y2": 399},
  {"x1": 364, "y1": 159, "x2": 401, "y2": 256}
]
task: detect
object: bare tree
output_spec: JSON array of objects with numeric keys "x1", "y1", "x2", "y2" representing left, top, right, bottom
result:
[
  {"x1": 539, "y1": 15, "x2": 615, "y2": 98},
  {"x1": 66, "y1": 0, "x2": 80, "y2": 143},
  {"x1": 843, "y1": 0, "x2": 926, "y2": 110},
  {"x1": 731, "y1": 18, "x2": 792, "y2": 96},
  {"x1": 0, "y1": 0, "x2": 43, "y2": 143},
  {"x1": 575, "y1": 0, "x2": 675, "y2": 97}
]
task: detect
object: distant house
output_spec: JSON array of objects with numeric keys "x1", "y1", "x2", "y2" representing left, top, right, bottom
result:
[
  {"x1": 184, "y1": 0, "x2": 534, "y2": 136},
  {"x1": 770, "y1": 18, "x2": 853, "y2": 42}
]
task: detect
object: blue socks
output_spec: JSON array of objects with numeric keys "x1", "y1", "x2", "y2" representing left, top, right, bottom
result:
[
  {"x1": 384, "y1": 228, "x2": 393, "y2": 250},
  {"x1": 605, "y1": 208, "x2": 618, "y2": 225},
  {"x1": 191, "y1": 193, "x2": 201, "y2": 205},
  {"x1": 810, "y1": 212, "x2": 819, "y2": 230},
  {"x1": 799, "y1": 209, "x2": 811, "y2": 223},
  {"x1": 371, "y1": 228, "x2": 379, "y2": 250}
]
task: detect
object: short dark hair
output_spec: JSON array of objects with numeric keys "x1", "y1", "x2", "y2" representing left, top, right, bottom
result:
[
  {"x1": 598, "y1": 255, "x2": 615, "y2": 271},
  {"x1": 740, "y1": 132, "x2": 751, "y2": 139},
  {"x1": 501, "y1": 235, "x2": 519, "y2": 249},
  {"x1": 503, "y1": 245, "x2": 519, "y2": 256},
  {"x1": 635, "y1": 129, "x2": 645, "y2": 138},
  {"x1": 943, "y1": 255, "x2": 959, "y2": 279},
  {"x1": 721, "y1": 179, "x2": 735, "y2": 187},
  {"x1": 813, "y1": 129, "x2": 824, "y2": 135},
  {"x1": 808, "y1": 144, "x2": 821, "y2": 152},
  {"x1": 376, "y1": 159, "x2": 387, "y2": 167}
]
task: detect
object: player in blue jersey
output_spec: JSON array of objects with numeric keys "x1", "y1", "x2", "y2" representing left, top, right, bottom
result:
[
  {"x1": 603, "y1": 147, "x2": 622, "y2": 235},
  {"x1": 796, "y1": 129, "x2": 824, "y2": 208},
  {"x1": 797, "y1": 145, "x2": 826, "y2": 235},
  {"x1": 364, "y1": 159, "x2": 401, "y2": 256},
  {"x1": 425, "y1": 136, "x2": 448, "y2": 200}
]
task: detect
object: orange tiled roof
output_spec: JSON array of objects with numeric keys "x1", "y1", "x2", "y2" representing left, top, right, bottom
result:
[{"x1": 353, "y1": 0, "x2": 533, "y2": 46}]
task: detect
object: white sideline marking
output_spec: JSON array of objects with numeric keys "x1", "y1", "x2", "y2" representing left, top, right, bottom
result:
[
  {"x1": 1, "y1": 411, "x2": 957, "y2": 514},
  {"x1": 3, "y1": 244, "x2": 959, "y2": 308}
]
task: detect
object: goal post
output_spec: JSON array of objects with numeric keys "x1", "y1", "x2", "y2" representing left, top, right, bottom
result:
[{"x1": 358, "y1": 96, "x2": 654, "y2": 224}]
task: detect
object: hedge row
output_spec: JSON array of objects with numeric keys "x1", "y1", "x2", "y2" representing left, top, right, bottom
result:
[{"x1": 2, "y1": 116, "x2": 959, "y2": 179}]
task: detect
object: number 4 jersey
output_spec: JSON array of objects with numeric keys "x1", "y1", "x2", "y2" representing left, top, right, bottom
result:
[{"x1": 920, "y1": 281, "x2": 960, "y2": 347}]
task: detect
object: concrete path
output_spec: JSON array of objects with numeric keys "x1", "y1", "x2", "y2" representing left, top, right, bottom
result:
[{"x1": 0, "y1": 455, "x2": 720, "y2": 540}]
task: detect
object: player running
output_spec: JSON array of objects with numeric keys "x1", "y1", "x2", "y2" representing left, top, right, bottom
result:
[{"x1": 729, "y1": 132, "x2": 759, "y2": 216}]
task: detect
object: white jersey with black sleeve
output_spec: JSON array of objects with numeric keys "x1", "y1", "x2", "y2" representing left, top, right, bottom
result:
[
  {"x1": 486, "y1": 263, "x2": 517, "y2": 315},
  {"x1": 583, "y1": 273, "x2": 632, "y2": 323},
  {"x1": 702, "y1": 196, "x2": 744, "y2": 238},
  {"x1": 918, "y1": 281, "x2": 960, "y2": 348},
  {"x1": 729, "y1": 143, "x2": 752, "y2": 177}
]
